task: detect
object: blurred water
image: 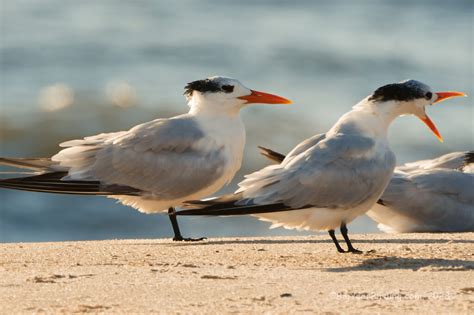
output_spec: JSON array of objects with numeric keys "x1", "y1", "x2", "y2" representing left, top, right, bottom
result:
[{"x1": 1, "y1": 0, "x2": 473, "y2": 242}]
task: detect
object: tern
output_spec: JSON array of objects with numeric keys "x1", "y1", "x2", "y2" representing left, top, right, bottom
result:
[
  {"x1": 254, "y1": 149, "x2": 474, "y2": 233},
  {"x1": 0, "y1": 76, "x2": 291, "y2": 241},
  {"x1": 367, "y1": 151, "x2": 474, "y2": 233},
  {"x1": 176, "y1": 80, "x2": 466, "y2": 252}
]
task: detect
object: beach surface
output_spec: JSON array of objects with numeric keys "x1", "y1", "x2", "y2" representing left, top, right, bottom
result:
[{"x1": 1, "y1": 233, "x2": 473, "y2": 314}]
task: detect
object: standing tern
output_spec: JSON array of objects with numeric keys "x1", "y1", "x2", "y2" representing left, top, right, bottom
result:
[
  {"x1": 176, "y1": 80, "x2": 466, "y2": 252},
  {"x1": 367, "y1": 151, "x2": 474, "y2": 233},
  {"x1": 0, "y1": 76, "x2": 291, "y2": 241}
]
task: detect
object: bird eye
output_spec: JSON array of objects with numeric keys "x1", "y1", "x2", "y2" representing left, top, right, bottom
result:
[
  {"x1": 222, "y1": 85, "x2": 234, "y2": 93},
  {"x1": 425, "y1": 92, "x2": 432, "y2": 100}
]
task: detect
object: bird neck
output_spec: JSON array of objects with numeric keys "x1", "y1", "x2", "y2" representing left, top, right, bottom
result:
[
  {"x1": 331, "y1": 98, "x2": 401, "y2": 140},
  {"x1": 188, "y1": 95, "x2": 241, "y2": 117},
  {"x1": 188, "y1": 99, "x2": 245, "y2": 139}
]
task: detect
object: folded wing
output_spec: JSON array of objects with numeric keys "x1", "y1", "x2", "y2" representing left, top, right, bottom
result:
[{"x1": 2, "y1": 115, "x2": 228, "y2": 201}]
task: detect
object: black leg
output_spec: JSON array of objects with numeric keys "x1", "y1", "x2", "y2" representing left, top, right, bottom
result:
[
  {"x1": 328, "y1": 230, "x2": 346, "y2": 253},
  {"x1": 340, "y1": 223, "x2": 362, "y2": 253},
  {"x1": 168, "y1": 207, "x2": 184, "y2": 241},
  {"x1": 168, "y1": 207, "x2": 206, "y2": 242}
]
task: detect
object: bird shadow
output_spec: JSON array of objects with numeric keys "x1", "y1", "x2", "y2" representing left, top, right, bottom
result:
[
  {"x1": 116, "y1": 239, "x2": 332, "y2": 247},
  {"x1": 326, "y1": 256, "x2": 474, "y2": 272},
  {"x1": 118, "y1": 236, "x2": 474, "y2": 247},
  {"x1": 168, "y1": 236, "x2": 473, "y2": 247},
  {"x1": 352, "y1": 237, "x2": 473, "y2": 244},
  {"x1": 173, "y1": 238, "x2": 331, "y2": 246}
]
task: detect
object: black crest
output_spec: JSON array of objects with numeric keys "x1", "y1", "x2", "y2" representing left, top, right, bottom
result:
[
  {"x1": 369, "y1": 81, "x2": 426, "y2": 102},
  {"x1": 184, "y1": 79, "x2": 222, "y2": 98}
]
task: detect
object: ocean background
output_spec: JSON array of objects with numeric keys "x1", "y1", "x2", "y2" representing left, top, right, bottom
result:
[{"x1": 1, "y1": 0, "x2": 472, "y2": 242}]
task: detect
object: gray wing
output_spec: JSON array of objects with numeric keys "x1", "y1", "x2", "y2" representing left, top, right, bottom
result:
[
  {"x1": 238, "y1": 133, "x2": 395, "y2": 209},
  {"x1": 52, "y1": 115, "x2": 227, "y2": 200},
  {"x1": 284, "y1": 133, "x2": 326, "y2": 161},
  {"x1": 257, "y1": 133, "x2": 326, "y2": 165},
  {"x1": 373, "y1": 169, "x2": 474, "y2": 232},
  {"x1": 398, "y1": 151, "x2": 472, "y2": 172}
]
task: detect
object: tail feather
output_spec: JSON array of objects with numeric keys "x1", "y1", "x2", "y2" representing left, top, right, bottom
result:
[
  {"x1": 0, "y1": 157, "x2": 58, "y2": 172},
  {"x1": 257, "y1": 146, "x2": 286, "y2": 164},
  {"x1": 183, "y1": 193, "x2": 244, "y2": 210},
  {"x1": 0, "y1": 172, "x2": 141, "y2": 196},
  {"x1": 464, "y1": 151, "x2": 474, "y2": 166},
  {"x1": 176, "y1": 202, "x2": 292, "y2": 216}
]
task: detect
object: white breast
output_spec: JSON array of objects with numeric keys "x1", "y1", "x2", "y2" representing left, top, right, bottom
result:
[{"x1": 195, "y1": 114, "x2": 246, "y2": 185}]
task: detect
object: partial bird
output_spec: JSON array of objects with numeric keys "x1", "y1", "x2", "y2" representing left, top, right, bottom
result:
[
  {"x1": 176, "y1": 80, "x2": 466, "y2": 252},
  {"x1": 367, "y1": 151, "x2": 474, "y2": 233},
  {"x1": 254, "y1": 148, "x2": 474, "y2": 233},
  {"x1": 0, "y1": 76, "x2": 291, "y2": 241}
]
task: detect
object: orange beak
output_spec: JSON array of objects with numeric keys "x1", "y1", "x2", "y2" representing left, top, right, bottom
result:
[
  {"x1": 419, "y1": 91, "x2": 466, "y2": 142},
  {"x1": 238, "y1": 90, "x2": 292, "y2": 105},
  {"x1": 434, "y1": 91, "x2": 466, "y2": 104},
  {"x1": 418, "y1": 114, "x2": 443, "y2": 143}
]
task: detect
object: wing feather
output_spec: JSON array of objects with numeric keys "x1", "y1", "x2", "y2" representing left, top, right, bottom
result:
[
  {"x1": 369, "y1": 169, "x2": 474, "y2": 232},
  {"x1": 51, "y1": 115, "x2": 227, "y2": 200},
  {"x1": 239, "y1": 133, "x2": 394, "y2": 209}
]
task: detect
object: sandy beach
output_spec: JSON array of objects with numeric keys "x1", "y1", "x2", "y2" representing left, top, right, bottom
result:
[{"x1": 1, "y1": 233, "x2": 473, "y2": 314}]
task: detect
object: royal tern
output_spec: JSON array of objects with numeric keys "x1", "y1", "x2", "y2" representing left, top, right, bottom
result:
[
  {"x1": 177, "y1": 80, "x2": 465, "y2": 252},
  {"x1": 0, "y1": 76, "x2": 291, "y2": 241},
  {"x1": 367, "y1": 151, "x2": 474, "y2": 233},
  {"x1": 254, "y1": 148, "x2": 474, "y2": 233}
]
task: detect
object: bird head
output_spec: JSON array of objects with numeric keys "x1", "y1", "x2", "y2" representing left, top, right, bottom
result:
[
  {"x1": 367, "y1": 79, "x2": 466, "y2": 142},
  {"x1": 184, "y1": 76, "x2": 292, "y2": 114}
]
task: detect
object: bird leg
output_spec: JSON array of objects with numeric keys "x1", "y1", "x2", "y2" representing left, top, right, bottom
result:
[
  {"x1": 328, "y1": 229, "x2": 346, "y2": 253},
  {"x1": 168, "y1": 207, "x2": 206, "y2": 242},
  {"x1": 340, "y1": 223, "x2": 362, "y2": 253}
]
